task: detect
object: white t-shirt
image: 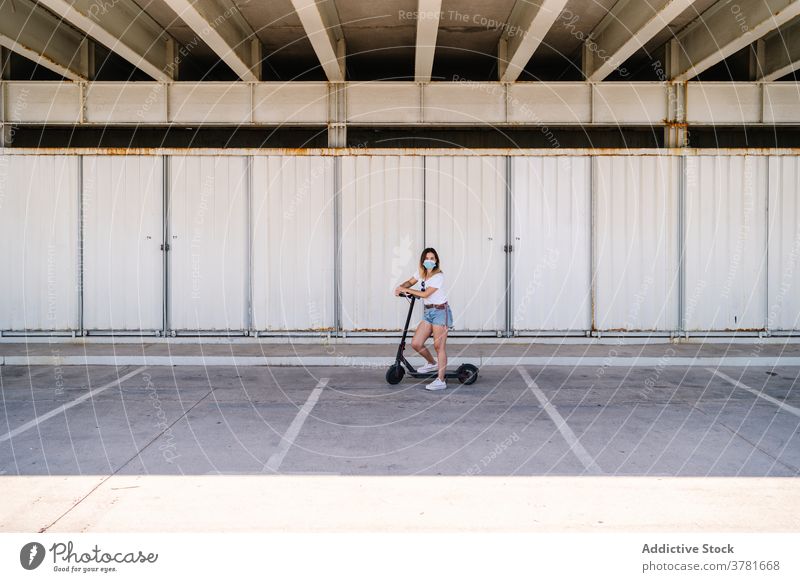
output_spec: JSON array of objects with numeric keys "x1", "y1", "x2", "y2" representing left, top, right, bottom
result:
[{"x1": 409, "y1": 271, "x2": 448, "y2": 305}]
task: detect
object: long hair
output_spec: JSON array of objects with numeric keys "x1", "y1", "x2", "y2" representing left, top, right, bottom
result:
[{"x1": 417, "y1": 247, "x2": 442, "y2": 279}]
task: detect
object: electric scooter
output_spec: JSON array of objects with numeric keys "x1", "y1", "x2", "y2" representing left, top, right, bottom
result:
[{"x1": 385, "y1": 292, "x2": 479, "y2": 385}]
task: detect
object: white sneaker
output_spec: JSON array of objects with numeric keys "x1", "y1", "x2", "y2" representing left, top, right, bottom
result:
[
  {"x1": 426, "y1": 378, "x2": 447, "y2": 391},
  {"x1": 418, "y1": 361, "x2": 438, "y2": 373}
]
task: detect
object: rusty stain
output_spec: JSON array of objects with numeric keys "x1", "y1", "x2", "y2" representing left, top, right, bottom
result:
[
  {"x1": 350, "y1": 328, "x2": 398, "y2": 332},
  {"x1": 260, "y1": 327, "x2": 335, "y2": 332},
  {"x1": 599, "y1": 327, "x2": 663, "y2": 332},
  {"x1": 17, "y1": 44, "x2": 88, "y2": 82},
  {"x1": 4, "y1": 148, "x2": 800, "y2": 156},
  {"x1": 719, "y1": 328, "x2": 766, "y2": 333}
]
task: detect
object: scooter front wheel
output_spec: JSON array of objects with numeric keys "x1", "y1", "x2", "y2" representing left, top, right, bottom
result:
[
  {"x1": 385, "y1": 364, "x2": 405, "y2": 385},
  {"x1": 456, "y1": 364, "x2": 479, "y2": 385}
]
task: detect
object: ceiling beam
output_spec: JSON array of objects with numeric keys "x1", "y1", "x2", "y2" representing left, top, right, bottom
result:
[
  {"x1": 0, "y1": 0, "x2": 91, "y2": 81},
  {"x1": 498, "y1": 0, "x2": 569, "y2": 82},
  {"x1": 4, "y1": 80, "x2": 799, "y2": 126},
  {"x1": 162, "y1": 0, "x2": 261, "y2": 82},
  {"x1": 290, "y1": 0, "x2": 345, "y2": 82},
  {"x1": 36, "y1": 0, "x2": 179, "y2": 82},
  {"x1": 584, "y1": 0, "x2": 699, "y2": 81},
  {"x1": 415, "y1": 0, "x2": 442, "y2": 82},
  {"x1": 757, "y1": 16, "x2": 800, "y2": 81},
  {"x1": 670, "y1": 0, "x2": 800, "y2": 81},
  {"x1": 0, "y1": 81, "x2": 800, "y2": 127}
]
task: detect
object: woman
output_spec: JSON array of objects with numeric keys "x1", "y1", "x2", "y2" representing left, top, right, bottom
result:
[{"x1": 394, "y1": 247, "x2": 454, "y2": 391}]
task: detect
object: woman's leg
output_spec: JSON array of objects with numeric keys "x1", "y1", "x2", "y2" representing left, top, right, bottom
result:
[
  {"x1": 411, "y1": 321, "x2": 435, "y2": 364},
  {"x1": 432, "y1": 324, "x2": 448, "y2": 381}
]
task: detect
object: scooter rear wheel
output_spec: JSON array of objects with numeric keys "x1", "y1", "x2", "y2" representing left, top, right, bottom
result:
[
  {"x1": 385, "y1": 364, "x2": 405, "y2": 385},
  {"x1": 456, "y1": 364, "x2": 479, "y2": 385}
]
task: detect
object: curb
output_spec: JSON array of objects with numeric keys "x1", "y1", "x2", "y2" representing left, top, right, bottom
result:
[{"x1": 2, "y1": 356, "x2": 800, "y2": 367}]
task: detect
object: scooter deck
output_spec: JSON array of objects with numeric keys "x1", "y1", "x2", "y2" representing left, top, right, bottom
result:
[{"x1": 406, "y1": 369, "x2": 461, "y2": 378}]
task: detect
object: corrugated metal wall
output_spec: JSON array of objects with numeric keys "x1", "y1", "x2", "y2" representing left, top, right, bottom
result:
[
  {"x1": 1, "y1": 152, "x2": 799, "y2": 335},
  {"x1": 684, "y1": 156, "x2": 768, "y2": 331},
  {"x1": 594, "y1": 156, "x2": 679, "y2": 330},
  {"x1": 425, "y1": 157, "x2": 506, "y2": 331},
  {"x1": 252, "y1": 156, "x2": 335, "y2": 331},
  {"x1": 0, "y1": 155, "x2": 79, "y2": 330},
  {"x1": 168, "y1": 156, "x2": 248, "y2": 331},
  {"x1": 768, "y1": 157, "x2": 800, "y2": 331},
  {"x1": 83, "y1": 156, "x2": 163, "y2": 330},
  {"x1": 512, "y1": 157, "x2": 591, "y2": 330},
  {"x1": 341, "y1": 156, "x2": 424, "y2": 330}
]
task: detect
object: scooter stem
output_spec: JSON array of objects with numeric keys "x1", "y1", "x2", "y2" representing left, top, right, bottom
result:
[{"x1": 397, "y1": 293, "x2": 416, "y2": 361}]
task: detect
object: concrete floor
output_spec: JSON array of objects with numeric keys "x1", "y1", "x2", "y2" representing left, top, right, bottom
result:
[
  {"x1": 1, "y1": 361, "x2": 799, "y2": 531},
  {"x1": 1, "y1": 362, "x2": 798, "y2": 476}
]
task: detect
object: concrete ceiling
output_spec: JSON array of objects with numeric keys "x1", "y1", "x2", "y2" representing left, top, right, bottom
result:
[
  {"x1": 2, "y1": 0, "x2": 797, "y2": 81},
  {"x1": 107, "y1": 0, "x2": 698, "y2": 78},
  {"x1": 641, "y1": 0, "x2": 720, "y2": 53}
]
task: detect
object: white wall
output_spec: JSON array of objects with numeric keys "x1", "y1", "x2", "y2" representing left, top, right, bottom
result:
[
  {"x1": 252, "y1": 156, "x2": 335, "y2": 331},
  {"x1": 684, "y1": 156, "x2": 768, "y2": 331},
  {"x1": 425, "y1": 156, "x2": 506, "y2": 331},
  {"x1": 0, "y1": 155, "x2": 79, "y2": 330},
  {"x1": 168, "y1": 156, "x2": 248, "y2": 331},
  {"x1": 340, "y1": 156, "x2": 424, "y2": 331},
  {"x1": 1, "y1": 152, "x2": 797, "y2": 335},
  {"x1": 594, "y1": 156, "x2": 679, "y2": 331},
  {"x1": 768, "y1": 156, "x2": 800, "y2": 330},
  {"x1": 512, "y1": 157, "x2": 591, "y2": 330},
  {"x1": 82, "y1": 156, "x2": 163, "y2": 330}
]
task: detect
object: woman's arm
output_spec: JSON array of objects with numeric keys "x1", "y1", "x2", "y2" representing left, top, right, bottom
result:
[
  {"x1": 393, "y1": 276, "x2": 417, "y2": 296},
  {"x1": 399, "y1": 285, "x2": 437, "y2": 299}
]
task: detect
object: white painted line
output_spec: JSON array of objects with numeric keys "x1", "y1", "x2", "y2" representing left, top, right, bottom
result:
[
  {"x1": 0, "y1": 366, "x2": 148, "y2": 444},
  {"x1": 4, "y1": 355, "x2": 800, "y2": 367},
  {"x1": 204, "y1": 470, "x2": 342, "y2": 475},
  {"x1": 486, "y1": 356, "x2": 800, "y2": 367},
  {"x1": 263, "y1": 377, "x2": 329, "y2": 473},
  {"x1": 280, "y1": 471, "x2": 342, "y2": 475},
  {"x1": 708, "y1": 368, "x2": 800, "y2": 419},
  {"x1": 517, "y1": 367, "x2": 603, "y2": 475}
]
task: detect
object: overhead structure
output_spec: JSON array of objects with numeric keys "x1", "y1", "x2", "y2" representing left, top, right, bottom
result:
[
  {"x1": 162, "y1": 0, "x2": 261, "y2": 82},
  {"x1": 498, "y1": 0, "x2": 570, "y2": 82},
  {"x1": 757, "y1": 16, "x2": 800, "y2": 81},
  {"x1": 669, "y1": 0, "x2": 800, "y2": 81},
  {"x1": 0, "y1": 0, "x2": 92, "y2": 81},
  {"x1": 36, "y1": 0, "x2": 179, "y2": 82},
  {"x1": 583, "y1": 0, "x2": 699, "y2": 81},
  {"x1": 290, "y1": 0, "x2": 346, "y2": 82},
  {"x1": 415, "y1": 0, "x2": 442, "y2": 82}
]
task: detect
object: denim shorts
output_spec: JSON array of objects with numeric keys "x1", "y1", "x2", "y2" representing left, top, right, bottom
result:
[{"x1": 423, "y1": 304, "x2": 454, "y2": 330}]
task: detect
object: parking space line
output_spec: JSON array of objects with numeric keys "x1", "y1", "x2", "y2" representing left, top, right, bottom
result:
[
  {"x1": 262, "y1": 377, "x2": 329, "y2": 473},
  {"x1": 708, "y1": 368, "x2": 800, "y2": 418},
  {"x1": 0, "y1": 366, "x2": 148, "y2": 444},
  {"x1": 517, "y1": 367, "x2": 603, "y2": 475}
]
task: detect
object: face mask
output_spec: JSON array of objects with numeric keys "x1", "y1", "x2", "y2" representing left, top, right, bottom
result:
[{"x1": 423, "y1": 260, "x2": 436, "y2": 270}]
